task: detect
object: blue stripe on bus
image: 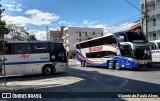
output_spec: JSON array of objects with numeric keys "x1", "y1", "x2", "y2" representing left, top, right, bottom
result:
[{"x1": 2, "y1": 61, "x2": 51, "y2": 65}]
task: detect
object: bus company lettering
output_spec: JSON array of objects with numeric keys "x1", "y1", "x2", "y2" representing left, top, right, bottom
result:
[{"x1": 89, "y1": 46, "x2": 102, "y2": 52}]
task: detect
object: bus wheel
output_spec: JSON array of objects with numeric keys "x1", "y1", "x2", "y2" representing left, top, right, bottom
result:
[
  {"x1": 115, "y1": 61, "x2": 120, "y2": 70},
  {"x1": 43, "y1": 66, "x2": 54, "y2": 75},
  {"x1": 108, "y1": 61, "x2": 113, "y2": 69}
]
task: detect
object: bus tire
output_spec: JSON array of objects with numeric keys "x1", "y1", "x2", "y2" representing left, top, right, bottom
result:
[
  {"x1": 42, "y1": 65, "x2": 54, "y2": 75},
  {"x1": 114, "y1": 61, "x2": 120, "y2": 70},
  {"x1": 108, "y1": 61, "x2": 113, "y2": 69}
]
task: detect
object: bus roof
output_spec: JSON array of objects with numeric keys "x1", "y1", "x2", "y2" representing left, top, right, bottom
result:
[
  {"x1": 5, "y1": 41, "x2": 62, "y2": 44},
  {"x1": 75, "y1": 33, "x2": 114, "y2": 44}
]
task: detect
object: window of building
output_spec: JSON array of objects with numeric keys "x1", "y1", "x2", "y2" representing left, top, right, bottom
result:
[
  {"x1": 153, "y1": 18, "x2": 156, "y2": 26},
  {"x1": 85, "y1": 32, "x2": 87, "y2": 36},
  {"x1": 101, "y1": 32, "x2": 103, "y2": 36},
  {"x1": 92, "y1": 31, "x2": 95, "y2": 35},
  {"x1": 152, "y1": 3, "x2": 155, "y2": 11},
  {"x1": 153, "y1": 33, "x2": 156, "y2": 40},
  {"x1": 79, "y1": 31, "x2": 81, "y2": 36},
  {"x1": 79, "y1": 38, "x2": 81, "y2": 42}
]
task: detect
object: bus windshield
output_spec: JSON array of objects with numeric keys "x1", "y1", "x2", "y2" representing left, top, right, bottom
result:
[
  {"x1": 126, "y1": 32, "x2": 148, "y2": 43},
  {"x1": 133, "y1": 46, "x2": 151, "y2": 59}
]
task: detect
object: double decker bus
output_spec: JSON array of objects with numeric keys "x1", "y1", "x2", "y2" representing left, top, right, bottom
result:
[
  {"x1": 1, "y1": 41, "x2": 68, "y2": 76},
  {"x1": 150, "y1": 40, "x2": 160, "y2": 63},
  {"x1": 75, "y1": 31, "x2": 151, "y2": 70}
]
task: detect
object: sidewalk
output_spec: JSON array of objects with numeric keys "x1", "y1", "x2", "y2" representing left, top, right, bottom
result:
[{"x1": 68, "y1": 59, "x2": 77, "y2": 62}]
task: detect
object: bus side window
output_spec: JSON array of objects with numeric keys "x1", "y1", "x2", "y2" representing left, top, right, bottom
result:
[
  {"x1": 4, "y1": 44, "x2": 13, "y2": 54},
  {"x1": 14, "y1": 44, "x2": 32, "y2": 54},
  {"x1": 50, "y1": 43, "x2": 56, "y2": 53},
  {"x1": 32, "y1": 43, "x2": 49, "y2": 53}
]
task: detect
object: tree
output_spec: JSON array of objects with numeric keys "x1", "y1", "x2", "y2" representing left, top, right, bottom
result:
[
  {"x1": 6, "y1": 24, "x2": 37, "y2": 41},
  {"x1": 0, "y1": 3, "x2": 9, "y2": 76},
  {"x1": 27, "y1": 34, "x2": 36, "y2": 41},
  {"x1": 0, "y1": 9, "x2": 10, "y2": 37}
]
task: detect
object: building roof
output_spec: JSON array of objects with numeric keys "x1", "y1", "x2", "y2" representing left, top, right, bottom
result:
[{"x1": 127, "y1": 23, "x2": 141, "y2": 31}]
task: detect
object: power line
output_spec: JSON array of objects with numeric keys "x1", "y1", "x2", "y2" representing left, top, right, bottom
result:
[
  {"x1": 107, "y1": 18, "x2": 141, "y2": 33},
  {"x1": 108, "y1": 15, "x2": 141, "y2": 31},
  {"x1": 111, "y1": 14, "x2": 140, "y2": 27},
  {"x1": 124, "y1": 0, "x2": 142, "y2": 13}
]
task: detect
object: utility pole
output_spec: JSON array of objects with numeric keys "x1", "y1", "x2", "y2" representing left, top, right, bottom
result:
[
  {"x1": 0, "y1": 0, "x2": 6, "y2": 86},
  {"x1": 144, "y1": 0, "x2": 148, "y2": 40},
  {"x1": 46, "y1": 26, "x2": 49, "y2": 41}
]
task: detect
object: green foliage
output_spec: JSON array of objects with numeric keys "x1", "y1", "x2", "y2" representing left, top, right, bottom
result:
[
  {"x1": 27, "y1": 34, "x2": 36, "y2": 41},
  {"x1": 0, "y1": 11, "x2": 10, "y2": 36},
  {"x1": 6, "y1": 24, "x2": 37, "y2": 41}
]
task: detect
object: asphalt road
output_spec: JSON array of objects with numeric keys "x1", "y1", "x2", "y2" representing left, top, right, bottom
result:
[{"x1": 0, "y1": 60, "x2": 160, "y2": 101}]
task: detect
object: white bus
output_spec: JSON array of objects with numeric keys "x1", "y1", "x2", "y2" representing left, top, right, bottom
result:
[
  {"x1": 150, "y1": 40, "x2": 160, "y2": 63},
  {"x1": 75, "y1": 31, "x2": 151, "y2": 70},
  {"x1": 1, "y1": 41, "x2": 68, "y2": 76}
]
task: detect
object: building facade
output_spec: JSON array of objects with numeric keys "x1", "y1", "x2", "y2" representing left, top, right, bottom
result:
[
  {"x1": 62, "y1": 27, "x2": 103, "y2": 58},
  {"x1": 47, "y1": 26, "x2": 65, "y2": 42},
  {"x1": 141, "y1": 0, "x2": 160, "y2": 41},
  {"x1": 47, "y1": 31, "x2": 63, "y2": 42}
]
